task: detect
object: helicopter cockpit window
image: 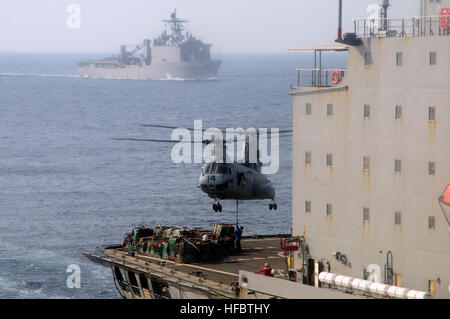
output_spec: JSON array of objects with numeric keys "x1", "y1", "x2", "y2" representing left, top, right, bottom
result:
[
  {"x1": 203, "y1": 164, "x2": 211, "y2": 175},
  {"x1": 216, "y1": 164, "x2": 228, "y2": 174},
  {"x1": 210, "y1": 162, "x2": 217, "y2": 174}
]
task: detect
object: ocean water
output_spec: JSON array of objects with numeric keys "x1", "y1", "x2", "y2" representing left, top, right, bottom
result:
[{"x1": 0, "y1": 52, "x2": 346, "y2": 298}]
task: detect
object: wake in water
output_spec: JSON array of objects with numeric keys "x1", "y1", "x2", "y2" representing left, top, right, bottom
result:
[
  {"x1": 0, "y1": 72, "x2": 80, "y2": 79},
  {"x1": 163, "y1": 73, "x2": 217, "y2": 81},
  {"x1": 77, "y1": 74, "x2": 217, "y2": 81}
]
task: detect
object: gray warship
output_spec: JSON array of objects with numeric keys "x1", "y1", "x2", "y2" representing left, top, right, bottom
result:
[
  {"x1": 83, "y1": 0, "x2": 450, "y2": 299},
  {"x1": 77, "y1": 10, "x2": 221, "y2": 80}
]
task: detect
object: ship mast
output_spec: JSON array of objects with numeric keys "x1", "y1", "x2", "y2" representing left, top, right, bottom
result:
[{"x1": 162, "y1": 9, "x2": 189, "y2": 45}]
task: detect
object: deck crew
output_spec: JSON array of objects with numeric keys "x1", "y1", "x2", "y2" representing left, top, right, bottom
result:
[
  {"x1": 257, "y1": 262, "x2": 274, "y2": 277},
  {"x1": 235, "y1": 224, "x2": 243, "y2": 252}
]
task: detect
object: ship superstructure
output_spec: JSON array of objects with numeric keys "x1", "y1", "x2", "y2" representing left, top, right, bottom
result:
[
  {"x1": 289, "y1": 0, "x2": 450, "y2": 298},
  {"x1": 77, "y1": 9, "x2": 221, "y2": 80}
]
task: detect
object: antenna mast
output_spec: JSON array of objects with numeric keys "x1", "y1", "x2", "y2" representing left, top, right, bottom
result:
[
  {"x1": 381, "y1": 0, "x2": 390, "y2": 30},
  {"x1": 162, "y1": 9, "x2": 189, "y2": 44}
]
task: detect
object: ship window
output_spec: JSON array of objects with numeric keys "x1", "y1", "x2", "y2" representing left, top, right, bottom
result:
[
  {"x1": 326, "y1": 203, "x2": 332, "y2": 216},
  {"x1": 396, "y1": 52, "x2": 403, "y2": 66},
  {"x1": 363, "y1": 208, "x2": 370, "y2": 222},
  {"x1": 395, "y1": 105, "x2": 402, "y2": 120},
  {"x1": 428, "y1": 216, "x2": 436, "y2": 230},
  {"x1": 429, "y1": 162, "x2": 436, "y2": 175},
  {"x1": 305, "y1": 201, "x2": 311, "y2": 213},
  {"x1": 363, "y1": 156, "x2": 370, "y2": 170},
  {"x1": 305, "y1": 151, "x2": 311, "y2": 165},
  {"x1": 114, "y1": 267, "x2": 125, "y2": 281},
  {"x1": 395, "y1": 159, "x2": 402, "y2": 173},
  {"x1": 327, "y1": 104, "x2": 333, "y2": 116},
  {"x1": 128, "y1": 271, "x2": 138, "y2": 286},
  {"x1": 364, "y1": 104, "x2": 370, "y2": 118},
  {"x1": 395, "y1": 212, "x2": 402, "y2": 225},
  {"x1": 429, "y1": 52, "x2": 437, "y2": 65},
  {"x1": 364, "y1": 52, "x2": 372, "y2": 65},
  {"x1": 326, "y1": 153, "x2": 333, "y2": 167},
  {"x1": 306, "y1": 103, "x2": 312, "y2": 115},
  {"x1": 429, "y1": 107, "x2": 436, "y2": 121},
  {"x1": 139, "y1": 274, "x2": 149, "y2": 290}
]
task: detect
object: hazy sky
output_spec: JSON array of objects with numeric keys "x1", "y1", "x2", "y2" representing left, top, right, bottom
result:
[{"x1": 0, "y1": 0, "x2": 420, "y2": 53}]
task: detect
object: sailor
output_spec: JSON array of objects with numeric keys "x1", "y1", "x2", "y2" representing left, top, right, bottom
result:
[
  {"x1": 161, "y1": 286, "x2": 171, "y2": 299},
  {"x1": 202, "y1": 233, "x2": 209, "y2": 241},
  {"x1": 235, "y1": 224, "x2": 243, "y2": 252},
  {"x1": 257, "y1": 262, "x2": 274, "y2": 277}
]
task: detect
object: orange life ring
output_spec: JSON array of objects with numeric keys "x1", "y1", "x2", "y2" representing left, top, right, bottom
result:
[{"x1": 331, "y1": 70, "x2": 341, "y2": 85}]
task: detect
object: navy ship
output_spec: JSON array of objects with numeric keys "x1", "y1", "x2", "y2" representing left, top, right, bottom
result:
[{"x1": 77, "y1": 10, "x2": 221, "y2": 80}]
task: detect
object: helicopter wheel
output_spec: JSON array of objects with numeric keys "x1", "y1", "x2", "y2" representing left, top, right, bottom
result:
[
  {"x1": 269, "y1": 204, "x2": 273, "y2": 211},
  {"x1": 269, "y1": 202, "x2": 277, "y2": 211},
  {"x1": 213, "y1": 203, "x2": 222, "y2": 213}
]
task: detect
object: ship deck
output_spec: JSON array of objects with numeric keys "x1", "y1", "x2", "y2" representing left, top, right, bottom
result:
[
  {"x1": 92, "y1": 236, "x2": 287, "y2": 287},
  {"x1": 149, "y1": 236, "x2": 286, "y2": 285}
]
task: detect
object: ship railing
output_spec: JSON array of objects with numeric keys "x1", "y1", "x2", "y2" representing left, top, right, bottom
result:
[
  {"x1": 293, "y1": 68, "x2": 347, "y2": 88},
  {"x1": 354, "y1": 15, "x2": 450, "y2": 38}
]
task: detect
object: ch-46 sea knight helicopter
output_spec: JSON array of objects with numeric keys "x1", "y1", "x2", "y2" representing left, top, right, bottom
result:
[{"x1": 114, "y1": 123, "x2": 292, "y2": 214}]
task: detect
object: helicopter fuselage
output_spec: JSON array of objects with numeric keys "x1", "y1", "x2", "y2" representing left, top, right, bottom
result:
[{"x1": 198, "y1": 162, "x2": 275, "y2": 201}]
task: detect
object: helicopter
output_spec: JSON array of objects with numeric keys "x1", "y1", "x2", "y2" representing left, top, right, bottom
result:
[
  {"x1": 114, "y1": 123, "x2": 291, "y2": 213},
  {"x1": 199, "y1": 136, "x2": 277, "y2": 213}
]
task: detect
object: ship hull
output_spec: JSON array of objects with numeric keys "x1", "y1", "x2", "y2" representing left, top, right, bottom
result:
[{"x1": 78, "y1": 60, "x2": 221, "y2": 80}]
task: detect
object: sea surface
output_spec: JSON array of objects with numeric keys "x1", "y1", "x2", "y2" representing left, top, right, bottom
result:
[{"x1": 0, "y1": 52, "x2": 346, "y2": 298}]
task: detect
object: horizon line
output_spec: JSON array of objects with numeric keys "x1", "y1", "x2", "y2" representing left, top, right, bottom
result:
[{"x1": 0, "y1": 50, "x2": 327, "y2": 55}]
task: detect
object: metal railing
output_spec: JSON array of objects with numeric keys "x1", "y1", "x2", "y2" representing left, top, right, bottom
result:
[
  {"x1": 354, "y1": 15, "x2": 450, "y2": 38},
  {"x1": 294, "y1": 68, "x2": 346, "y2": 88}
]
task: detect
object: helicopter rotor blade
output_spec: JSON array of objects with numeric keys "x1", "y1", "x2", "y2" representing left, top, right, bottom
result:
[
  {"x1": 141, "y1": 123, "x2": 292, "y2": 135},
  {"x1": 276, "y1": 129, "x2": 293, "y2": 134},
  {"x1": 141, "y1": 124, "x2": 194, "y2": 130},
  {"x1": 112, "y1": 138, "x2": 207, "y2": 143},
  {"x1": 140, "y1": 124, "x2": 220, "y2": 132}
]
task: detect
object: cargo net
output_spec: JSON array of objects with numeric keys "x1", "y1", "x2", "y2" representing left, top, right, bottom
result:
[{"x1": 122, "y1": 224, "x2": 236, "y2": 264}]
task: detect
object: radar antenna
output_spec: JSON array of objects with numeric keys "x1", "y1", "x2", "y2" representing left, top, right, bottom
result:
[{"x1": 162, "y1": 9, "x2": 189, "y2": 44}]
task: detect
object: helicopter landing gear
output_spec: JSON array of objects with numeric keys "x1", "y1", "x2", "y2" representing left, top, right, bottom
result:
[
  {"x1": 213, "y1": 200, "x2": 222, "y2": 213},
  {"x1": 269, "y1": 201, "x2": 277, "y2": 211}
]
